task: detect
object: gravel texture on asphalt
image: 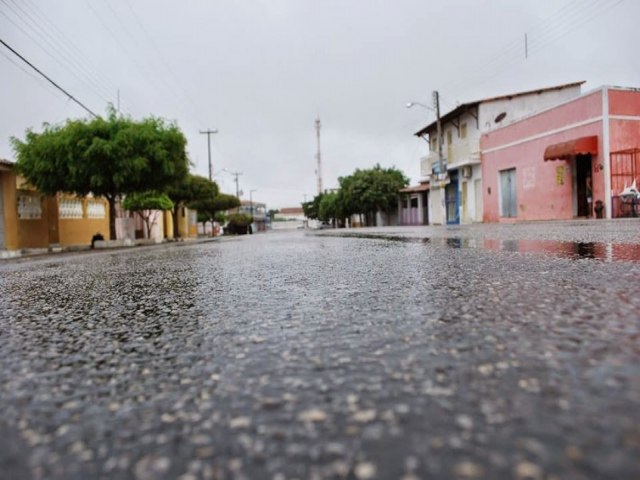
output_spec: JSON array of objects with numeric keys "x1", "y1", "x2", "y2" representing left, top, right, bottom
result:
[{"x1": 1, "y1": 225, "x2": 639, "y2": 479}]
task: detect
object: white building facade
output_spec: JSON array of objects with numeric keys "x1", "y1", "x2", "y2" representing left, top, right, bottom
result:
[{"x1": 415, "y1": 82, "x2": 583, "y2": 225}]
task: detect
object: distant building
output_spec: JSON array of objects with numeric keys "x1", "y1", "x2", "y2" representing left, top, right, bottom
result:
[
  {"x1": 398, "y1": 183, "x2": 429, "y2": 225},
  {"x1": 414, "y1": 81, "x2": 584, "y2": 225},
  {"x1": 229, "y1": 199, "x2": 268, "y2": 232},
  {"x1": 273, "y1": 207, "x2": 306, "y2": 230}
]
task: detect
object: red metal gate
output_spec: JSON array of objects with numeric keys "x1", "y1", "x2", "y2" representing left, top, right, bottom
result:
[{"x1": 610, "y1": 148, "x2": 640, "y2": 218}]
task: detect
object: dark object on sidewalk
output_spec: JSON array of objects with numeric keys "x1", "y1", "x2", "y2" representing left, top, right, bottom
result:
[
  {"x1": 91, "y1": 233, "x2": 104, "y2": 249},
  {"x1": 594, "y1": 200, "x2": 604, "y2": 219}
]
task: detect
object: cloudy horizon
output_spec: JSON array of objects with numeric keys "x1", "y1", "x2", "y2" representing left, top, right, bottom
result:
[{"x1": 1, "y1": 0, "x2": 638, "y2": 209}]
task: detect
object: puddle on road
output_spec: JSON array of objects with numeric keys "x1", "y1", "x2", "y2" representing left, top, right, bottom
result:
[
  {"x1": 329, "y1": 233, "x2": 640, "y2": 262},
  {"x1": 443, "y1": 238, "x2": 640, "y2": 263}
]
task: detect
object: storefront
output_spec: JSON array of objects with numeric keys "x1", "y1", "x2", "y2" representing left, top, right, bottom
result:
[{"x1": 481, "y1": 86, "x2": 640, "y2": 222}]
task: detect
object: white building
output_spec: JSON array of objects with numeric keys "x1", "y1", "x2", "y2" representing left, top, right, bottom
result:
[
  {"x1": 273, "y1": 207, "x2": 306, "y2": 230},
  {"x1": 415, "y1": 81, "x2": 584, "y2": 225}
]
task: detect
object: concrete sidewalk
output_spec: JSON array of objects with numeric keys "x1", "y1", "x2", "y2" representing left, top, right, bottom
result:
[{"x1": 0, "y1": 235, "x2": 228, "y2": 263}]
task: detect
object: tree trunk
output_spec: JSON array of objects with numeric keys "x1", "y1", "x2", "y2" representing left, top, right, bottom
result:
[
  {"x1": 144, "y1": 214, "x2": 152, "y2": 239},
  {"x1": 172, "y1": 204, "x2": 180, "y2": 239},
  {"x1": 107, "y1": 195, "x2": 117, "y2": 240}
]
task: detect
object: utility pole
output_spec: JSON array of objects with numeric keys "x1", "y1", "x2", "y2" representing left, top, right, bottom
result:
[
  {"x1": 228, "y1": 170, "x2": 243, "y2": 198},
  {"x1": 433, "y1": 90, "x2": 444, "y2": 179},
  {"x1": 433, "y1": 90, "x2": 447, "y2": 225},
  {"x1": 199, "y1": 129, "x2": 218, "y2": 181},
  {"x1": 525, "y1": 33, "x2": 528, "y2": 59},
  {"x1": 315, "y1": 118, "x2": 323, "y2": 194}
]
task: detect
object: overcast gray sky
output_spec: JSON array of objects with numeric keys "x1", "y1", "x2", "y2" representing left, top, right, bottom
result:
[{"x1": 1, "y1": 0, "x2": 638, "y2": 208}]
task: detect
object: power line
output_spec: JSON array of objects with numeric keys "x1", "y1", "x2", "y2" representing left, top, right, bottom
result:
[
  {"x1": 0, "y1": 0, "x2": 117, "y2": 108},
  {"x1": 446, "y1": 0, "x2": 623, "y2": 95},
  {"x1": 0, "y1": 37, "x2": 98, "y2": 118},
  {"x1": 2, "y1": 0, "x2": 117, "y2": 104},
  {"x1": 17, "y1": 0, "x2": 138, "y2": 114},
  {"x1": 121, "y1": 0, "x2": 209, "y2": 128}
]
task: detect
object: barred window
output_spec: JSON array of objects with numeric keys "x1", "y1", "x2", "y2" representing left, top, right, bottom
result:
[
  {"x1": 58, "y1": 199, "x2": 83, "y2": 219},
  {"x1": 87, "y1": 201, "x2": 106, "y2": 219},
  {"x1": 17, "y1": 193, "x2": 42, "y2": 220}
]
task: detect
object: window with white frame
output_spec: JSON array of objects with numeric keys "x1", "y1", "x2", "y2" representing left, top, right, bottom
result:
[
  {"x1": 87, "y1": 201, "x2": 106, "y2": 219},
  {"x1": 17, "y1": 193, "x2": 42, "y2": 219},
  {"x1": 58, "y1": 199, "x2": 83, "y2": 219}
]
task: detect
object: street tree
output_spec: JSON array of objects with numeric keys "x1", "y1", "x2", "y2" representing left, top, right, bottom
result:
[
  {"x1": 12, "y1": 108, "x2": 189, "y2": 240},
  {"x1": 192, "y1": 192, "x2": 240, "y2": 235},
  {"x1": 318, "y1": 190, "x2": 348, "y2": 226},
  {"x1": 166, "y1": 174, "x2": 218, "y2": 238},
  {"x1": 122, "y1": 191, "x2": 174, "y2": 239},
  {"x1": 339, "y1": 165, "x2": 408, "y2": 226},
  {"x1": 302, "y1": 193, "x2": 323, "y2": 220}
]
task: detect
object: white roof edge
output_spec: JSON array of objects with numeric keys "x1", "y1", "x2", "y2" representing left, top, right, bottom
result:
[{"x1": 483, "y1": 86, "x2": 607, "y2": 136}]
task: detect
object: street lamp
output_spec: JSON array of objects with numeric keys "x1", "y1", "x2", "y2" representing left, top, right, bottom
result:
[
  {"x1": 406, "y1": 95, "x2": 444, "y2": 181},
  {"x1": 406, "y1": 101, "x2": 434, "y2": 112},
  {"x1": 408, "y1": 92, "x2": 447, "y2": 226}
]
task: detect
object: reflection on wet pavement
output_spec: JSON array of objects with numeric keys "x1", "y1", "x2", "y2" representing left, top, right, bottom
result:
[{"x1": 323, "y1": 233, "x2": 640, "y2": 262}]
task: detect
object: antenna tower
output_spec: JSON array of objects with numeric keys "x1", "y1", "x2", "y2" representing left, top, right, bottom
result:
[{"x1": 315, "y1": 117, "x2": 323, "y2": 194}]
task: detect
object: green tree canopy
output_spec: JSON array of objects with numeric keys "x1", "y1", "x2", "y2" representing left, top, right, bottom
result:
[
  {"x1": 302, "y1": 193, "x2": 323, "y2": 220},
  {"x1": 191, "y1": 192, "x2": 239, "y2": 235},
  {"x1": 122, "y1": 191, "x2": 174, "y2": 239},
  {"x1": 339, "y1": 164, "x2": 408, "y2": 225},
  {"x1": 12, "y1": 108, "x2": 189, "y2": 239},
  {"x1": 211, "y1": 193, "x2": 241, "y2": 215},
  {"x1": 318, "y1": 191, "x2": 339, "y2": 222},
  {"x1": 165, "y1": 174, "x2": 218, "y2": 238}
]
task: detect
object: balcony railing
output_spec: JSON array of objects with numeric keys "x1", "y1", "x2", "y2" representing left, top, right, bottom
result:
[
  {"x1": 420, "y1": 152, "x2": 439, "y2": 179},
  {"x1": 420, "y1": 138, "x2": 481, "y2": 181},
  {"x1": 446, "y1": 137, "x2": 481, "y2": 167}
]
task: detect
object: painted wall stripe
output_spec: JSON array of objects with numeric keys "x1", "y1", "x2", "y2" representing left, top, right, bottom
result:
[
  {"x1": 481, "y1": 116, "x2": 602, "y2": 154},
  {"x1": 610, "y1": 115, "x2": 640, "y2": 121}
]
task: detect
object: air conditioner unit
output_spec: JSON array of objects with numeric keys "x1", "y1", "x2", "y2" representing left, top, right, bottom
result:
[{"x1": 462, "y1": 166, "x2": 472, "y2": 179}]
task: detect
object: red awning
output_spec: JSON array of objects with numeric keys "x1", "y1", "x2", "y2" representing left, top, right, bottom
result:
[{"x1": 544, "y1": 136, "x2": 598, "y2": 161}]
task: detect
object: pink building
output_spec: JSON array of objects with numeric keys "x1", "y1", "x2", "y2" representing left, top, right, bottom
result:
[{"x1": 481, "y1": 86, "x2": 640, "y2": 222}]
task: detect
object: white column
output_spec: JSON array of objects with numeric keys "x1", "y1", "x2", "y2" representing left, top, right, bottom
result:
[{"x1": 602, "y1": 86, "x2": 612, "y2": 219}]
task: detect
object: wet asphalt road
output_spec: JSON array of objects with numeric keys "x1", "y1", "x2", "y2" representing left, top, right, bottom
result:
[{"x1": 0, "y1": 224, "x2": 639, "y2": 480}]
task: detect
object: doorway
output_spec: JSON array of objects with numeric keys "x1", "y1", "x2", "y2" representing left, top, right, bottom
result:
[
  {"x1": 446, "y1": 171, "x2": 460, "y2": 224},
  {"x1": 575, "y1": 154, "x2": 592, "y2": 217},
  {"x1": 500, "y1": 168, "x2": 517, "y2": 218}
]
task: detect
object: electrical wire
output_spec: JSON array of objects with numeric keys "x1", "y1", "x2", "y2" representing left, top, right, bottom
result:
[
  {"x1": 0, "y1": 5, "x2": 111, "y2": 107},
  {"x1": 121, "y1": 0, "x2": 209, "y2": 128},
  {"x1": 0, "y1": 37, "x2": 98, "y2": 118},
  {"x1": 445, "y1": 0, "x2": 624, "y2": 96},
  {"x1": 4, "y1": 0, "x2": 118, "y2": 104}
]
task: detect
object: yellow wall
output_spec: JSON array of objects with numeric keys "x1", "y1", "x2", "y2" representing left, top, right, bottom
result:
[
  {"x1": 177, "y1": 207, "x2": 189, "y2": 238},
  {"x1": 16, "y1": 190, "x2": 49, "y2": 249},
  {"x1": 57, "y1": 196, "x2": 110, "y2": 246},
  {"x1": 1, "y1": 170, "x2": 19, "y2": 250},
  {"x1": 164, "y1": 210, "x2": 174, "y2": 239},
  {"x1": 1, "y1": 173, "x2": 111, "y2": 250}
]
